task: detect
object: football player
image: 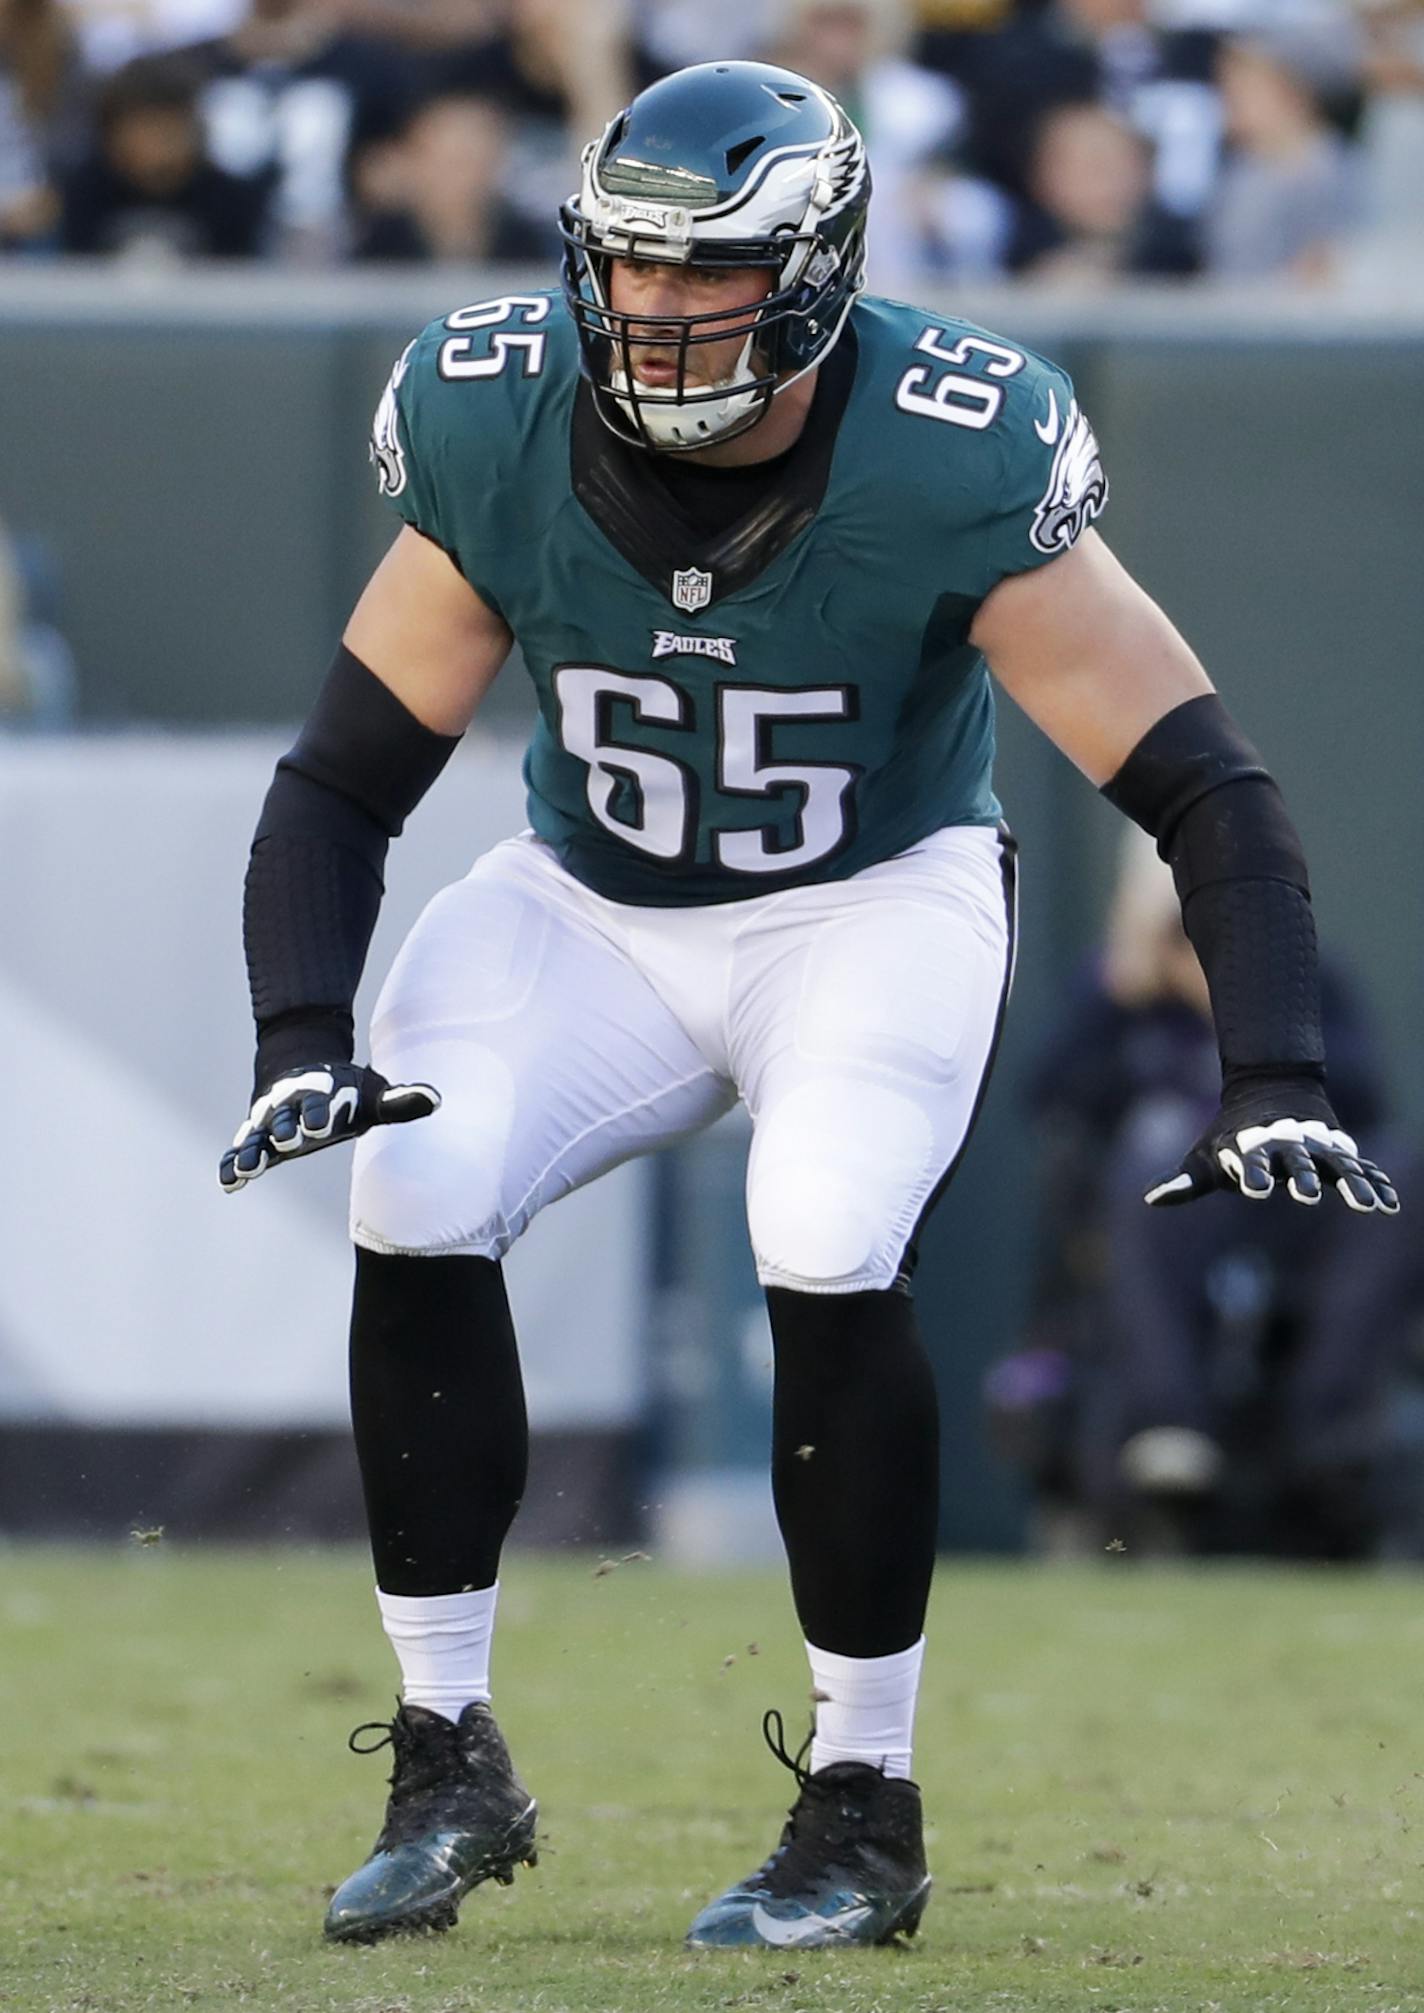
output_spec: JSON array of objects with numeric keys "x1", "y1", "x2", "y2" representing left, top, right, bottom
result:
[{"x1": 220, "y1": 60, "x2": 1397, "y2": 1951}]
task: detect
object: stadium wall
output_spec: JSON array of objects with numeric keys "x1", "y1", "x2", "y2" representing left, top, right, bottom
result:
[
  {"x1": 4, "y1": 271, "x2": 1421, "y2": 1553},
  {"x1": 0, "y1": 734, "x2": 649, "y2": 1552}
]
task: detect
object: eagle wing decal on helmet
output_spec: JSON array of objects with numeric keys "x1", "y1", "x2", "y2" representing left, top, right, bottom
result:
[{"x1": 817, "y1": 129, "x2": 867, "y2": 215}]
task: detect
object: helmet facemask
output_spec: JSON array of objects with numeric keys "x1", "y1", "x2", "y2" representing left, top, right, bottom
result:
[{"x1": 574, "y1": 227, "x2": 827, "y2": 452}]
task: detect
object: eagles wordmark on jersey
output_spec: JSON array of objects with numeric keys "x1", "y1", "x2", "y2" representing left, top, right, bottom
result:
[{"x1": 370, "y1": 290, "x2": 1108, "y2": 906}]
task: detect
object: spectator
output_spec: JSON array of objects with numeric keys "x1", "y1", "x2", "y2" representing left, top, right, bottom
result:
[
  {"x1": 387, "y1": 0, "x2": 640, "y2": 263},
  {"x1": 351, "y1": 87, "x2": 508, "y2": 263},
  {"x1": 988, "y1": 829, "x2": 1393, "y2": 1557},
  {"x1": 60, "y1": 51, "x2": 268, "y2": 256},
  {"x1": 0, "y1": 71, "x2": 50, "y2": 244},
  {"x1": 769, "y1": 0, "x2": 975, "y2": 284},
  {"x1": 910, "y1": 158, "x2": 1016, "y2": 278},
  {"x1": 919, "y1": 0, "x2": 1222, "y2": 259},
  {"x1": 1010, "y1": 99, "x2": 1198, "y2": 279},
  {"x1": 1346, "y1": 0, "x2": 1424, "y2": 280},
  {"x1": 1061, "y1": 0, "x2": 1224, "y2": 220},
  {"x1": 189, "y1": 0, "x2": 416, "y2": 263},
  {"x1": 1205, "y1": 34, "x2": 1361, "y2": 280},
  {"x1": 1, "y1": 0, "x2": 85, "y2": 247}
]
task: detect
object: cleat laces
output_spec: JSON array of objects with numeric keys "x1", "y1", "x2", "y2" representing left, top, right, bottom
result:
[
  {"x1": 347, "y1": 1705, "x2": 483, "y2": 1843},
  {"x1": 752, "y1": 1709, "x2": 880, "y2": 1899}
]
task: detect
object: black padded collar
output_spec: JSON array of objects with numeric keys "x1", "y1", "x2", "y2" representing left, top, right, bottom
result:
[{"x1": 569, "y1": 327, "x2": 858, "y2": 611}]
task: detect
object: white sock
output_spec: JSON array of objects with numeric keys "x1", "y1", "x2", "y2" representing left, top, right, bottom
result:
[
  {"x1": 376, "y1": 1583, "x2": 499, "y2": 1724},
  {"x1": 807, "y1": 1636, "x2": 926, "y2": 1781}
]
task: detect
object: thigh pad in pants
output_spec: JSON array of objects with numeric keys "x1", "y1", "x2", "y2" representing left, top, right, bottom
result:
[
  {"x1": 737, "y1": 829, "x2": 1015, "y2": 1294},
  {"x1": 350, "y1": 838, "x2": 730, "y2": 1258}
]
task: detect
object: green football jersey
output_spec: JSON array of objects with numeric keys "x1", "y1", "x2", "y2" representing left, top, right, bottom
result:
[{"x1": 370, "y1": 289, "x2": 1107, "y2": 906}]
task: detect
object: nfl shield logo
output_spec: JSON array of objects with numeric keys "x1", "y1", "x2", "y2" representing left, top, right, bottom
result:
[{"x1": 671, "y1": 566, "x2": 713, "y2": 614}]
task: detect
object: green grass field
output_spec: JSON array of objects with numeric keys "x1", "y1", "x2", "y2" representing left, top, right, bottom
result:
[{"x1": 3, "y1": 1549, "x2": 1424, "y2": 2013}]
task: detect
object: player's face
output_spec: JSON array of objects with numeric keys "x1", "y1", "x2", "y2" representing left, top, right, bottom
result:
[{"x1": 606, "y1": 258, "x2": 773, "y2": 389}]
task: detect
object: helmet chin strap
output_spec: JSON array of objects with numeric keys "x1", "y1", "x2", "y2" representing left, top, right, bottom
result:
[{"x1": 611, "y1": 332, "x2": 768, "y2": 451}]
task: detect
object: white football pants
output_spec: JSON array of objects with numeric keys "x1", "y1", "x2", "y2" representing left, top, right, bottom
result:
[{"x1": 351, "y1": 826, "x2": 1015, "y2": 1294}]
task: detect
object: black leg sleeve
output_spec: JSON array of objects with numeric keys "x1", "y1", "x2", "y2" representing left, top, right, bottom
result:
[
  {"x1": 349, "y1": 1249, "x2": 528, "y2": 1596},
  {"x1": 767, "y1": 1286, "x2": 941, "y2": 1659}
]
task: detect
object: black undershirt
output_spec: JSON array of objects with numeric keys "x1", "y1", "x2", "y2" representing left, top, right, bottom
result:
[
  {"x1": 642, "y1": 360, "x2": 837, "y2": 544},
  {"x1": 648, "y1": 438, "x2": 800, "y2": 543}
]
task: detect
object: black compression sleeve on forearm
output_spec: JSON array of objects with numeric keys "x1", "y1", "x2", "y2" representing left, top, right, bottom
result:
[
  {"x1": 263, "y1": 644, "x2": 462, "y2": 839},
  {"x1": 1177, "y1": 861, "x2": 1326, "y2": 1079},
  {"x1": 243, "y1": 786, "x2": 384, "y2": 1087},
  {"x1": 1100, "y1": 693, "x2": 1269, "y2": 848},
  {"x1": 1103, "y1": 694, "x2": 1325, "y2": 1077},
  {"x1": 243, "y1": 646, "x2": 460, "y2": 1092}
]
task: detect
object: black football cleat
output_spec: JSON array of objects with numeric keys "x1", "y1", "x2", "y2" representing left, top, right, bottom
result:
[
  {"x1": 324, "y1": 1700, "x2": 538, "y2": 1943},
  {"x1": 686, "y1": 1711, "x2": 931, "y2": 1949}
]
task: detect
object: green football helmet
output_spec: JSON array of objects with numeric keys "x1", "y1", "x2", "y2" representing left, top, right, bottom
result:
[{"x1": 560, "y1": 61, "x2": 871, "y2": 453}]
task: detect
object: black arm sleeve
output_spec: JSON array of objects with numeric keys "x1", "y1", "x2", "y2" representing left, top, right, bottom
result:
[
  {"x1": 243, "y1": 646, "x2": 460, "y2": 1095},
  {"x1": 1102, "y1": 693, "x2": 1325, "y2": 1084}
]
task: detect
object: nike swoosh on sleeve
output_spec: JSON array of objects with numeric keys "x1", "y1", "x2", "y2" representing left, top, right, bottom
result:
[{"x1": 1034, "y1": 388, "x2": 1060, "y2": 446}]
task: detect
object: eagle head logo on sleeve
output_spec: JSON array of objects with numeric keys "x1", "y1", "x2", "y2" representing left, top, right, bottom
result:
[
  {"x1": 1029, "y1": 400, "x2": 1108, "y2": 555},
  {"x1": 370, "y1": 339, "x2": 416, "y2": 500}
]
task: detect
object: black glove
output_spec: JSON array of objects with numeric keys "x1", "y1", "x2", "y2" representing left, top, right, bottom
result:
[
  {"x1": 1143, "y1": 1070, "x2": 1399, "y2": 1214},
  {"x1": 218, "y1": 1063, "x2": 440, "y2": 1194}
]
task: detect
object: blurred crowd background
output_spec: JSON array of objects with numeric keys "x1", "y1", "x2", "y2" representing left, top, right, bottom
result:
[{"x1": 3, "y1": 0, "x2": 1424, "y2": 286}]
